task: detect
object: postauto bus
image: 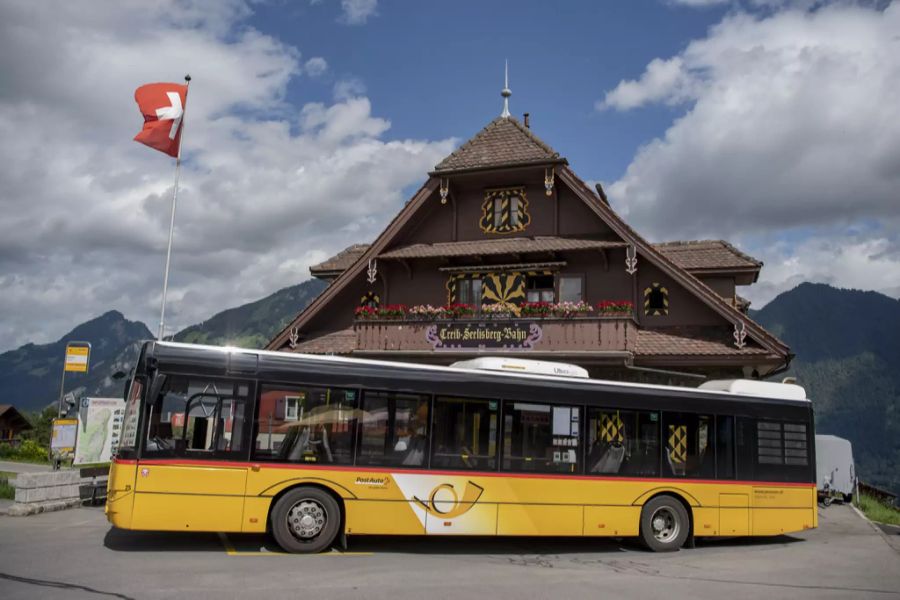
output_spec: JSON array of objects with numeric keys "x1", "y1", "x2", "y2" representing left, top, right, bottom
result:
[{"x1": 107, "y1": 341, "x2": 816, "y2": 553}]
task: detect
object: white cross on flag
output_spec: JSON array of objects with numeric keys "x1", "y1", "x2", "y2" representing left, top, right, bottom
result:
[{"x1": 133, "y1": 83, "x2": 189, "y2": 157}]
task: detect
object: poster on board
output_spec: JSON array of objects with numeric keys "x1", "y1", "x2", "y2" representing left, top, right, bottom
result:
[
  {"x1": 50, "y1": 418, "x2": 78, "y2": 457},
  {"x1": 74, "y1": 397, "x2": 126, "y2": 465}
]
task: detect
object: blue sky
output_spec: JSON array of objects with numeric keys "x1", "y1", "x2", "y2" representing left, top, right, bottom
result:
[
  {"x1": 1, "y1": 0, "x2": 898, "y2": 350},
  {"x1": 248, "y1": 0, "x2": 721, "y2": 182}
]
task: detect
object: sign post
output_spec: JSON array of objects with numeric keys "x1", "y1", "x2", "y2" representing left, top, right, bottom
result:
[
  {"x1": 54, "y1": 341, "x2": 91, "y2": 469},
  {"x1": 57, "y1": 342, "x2": 91, "y2": 418}
]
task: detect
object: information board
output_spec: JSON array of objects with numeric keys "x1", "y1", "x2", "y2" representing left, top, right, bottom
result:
[
  {"x1": 74, "y1": 397, "x2": 126, "y2": 465},
  {"x1": 50, "y1": 418, "x2": 78, "y2": 452}
]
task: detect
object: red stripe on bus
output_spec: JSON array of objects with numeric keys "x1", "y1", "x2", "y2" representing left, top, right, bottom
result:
[{"x1": 113, "y1": 457, "x2": 816, "y2": 488}]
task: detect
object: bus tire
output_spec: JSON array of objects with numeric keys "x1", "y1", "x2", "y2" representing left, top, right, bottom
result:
[
  {"x1": 639, "y1": 496, "x2": 689, "y2": 552},
  {"x1": 270, "y1": 487, "x2": 341, "y2": 554}
]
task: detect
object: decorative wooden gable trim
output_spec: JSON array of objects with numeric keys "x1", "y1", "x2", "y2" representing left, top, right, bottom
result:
[
  {"x1": 556, "y1": 166, "x2": 790, "y2": 360},
  {"x1": 266, "y1": 178, "x2": 440, "y2": 350}
]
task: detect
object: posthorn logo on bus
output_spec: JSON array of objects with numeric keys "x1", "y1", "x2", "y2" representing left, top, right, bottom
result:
[{"x1": 413, "y1": 481, "x2": 484, "y2": 519}]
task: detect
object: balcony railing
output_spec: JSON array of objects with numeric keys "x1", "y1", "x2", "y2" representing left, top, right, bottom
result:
[{"x1": 354, "y1": 315, "x2": 636, "y2": 354}]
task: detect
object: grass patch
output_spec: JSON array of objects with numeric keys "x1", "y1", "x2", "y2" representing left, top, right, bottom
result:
[
  {"x1": 859, "y1": 492, "x2": 900, "y2": 526},
  {"x1": 0, "y1": 471, "x2": 15, "y2": 500}
]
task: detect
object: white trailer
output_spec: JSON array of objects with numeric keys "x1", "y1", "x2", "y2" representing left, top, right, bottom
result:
[{"x1": 815, "y1": 434, "x2": 856, "y2": 501}]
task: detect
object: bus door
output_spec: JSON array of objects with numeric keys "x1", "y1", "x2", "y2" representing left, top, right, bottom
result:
[{"x1": 132, "y1": 376, "x2": 252, "y2": 532}]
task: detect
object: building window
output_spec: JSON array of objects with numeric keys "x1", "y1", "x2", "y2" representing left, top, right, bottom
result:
[
  {"x1": 558, "y1": 274, "x2": 584, "y2": 303},
  {"x1": 457, "y1": 277, "x2": 483, "y2": 306},
  {"x1": 480, "y1": 187, "x2": 530, "y2": 234},
  {"x1": 644, "y1": 282, "x2": 669, "y2": 316},
  {"x1": 526, "y1": 274, "x2": 554, "y2": 303}
]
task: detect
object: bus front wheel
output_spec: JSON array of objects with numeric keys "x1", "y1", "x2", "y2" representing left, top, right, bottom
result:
[
  {"x1": 271, "y1": 487, "x2": 341, "y2": 553},
  {"x1": 639, "y1": 496, "x2": 689, "y2": 552}
]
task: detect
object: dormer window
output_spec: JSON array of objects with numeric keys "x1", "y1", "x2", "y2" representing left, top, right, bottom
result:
[{"x1": 480, "y1": 187, "x2": 530, "y2": 234}]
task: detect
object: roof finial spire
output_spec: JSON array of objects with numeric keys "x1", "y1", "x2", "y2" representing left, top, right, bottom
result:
[{"x1": 500, "y1": 60, "x2": 511, "y2": 118}]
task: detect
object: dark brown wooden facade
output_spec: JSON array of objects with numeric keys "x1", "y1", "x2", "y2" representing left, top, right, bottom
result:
[{"x1": 268, "y1": 116, "x2": 791, "y2": 384}]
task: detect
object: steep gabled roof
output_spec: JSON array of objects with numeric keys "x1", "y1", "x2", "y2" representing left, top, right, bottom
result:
[
  {"x1": 270, "y1": 121, "x2": 789, "y2": 365},
  {"x1": 431, "y1": 117, "x2": 566, "y2": 174}
]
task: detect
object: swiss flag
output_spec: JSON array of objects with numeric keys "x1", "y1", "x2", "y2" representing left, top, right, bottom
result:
[{"x1": 133, "y1": 83, "x2": 189, "y2": 158}]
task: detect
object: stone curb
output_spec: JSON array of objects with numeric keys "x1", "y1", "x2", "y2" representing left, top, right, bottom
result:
[{"x1": 7, "y1": 498, "x2": 82, "y2": 516}]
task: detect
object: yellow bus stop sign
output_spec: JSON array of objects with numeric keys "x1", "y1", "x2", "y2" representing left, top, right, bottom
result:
[{"x1": 65, "y1": 345, "x2": 90, "y2": 373}]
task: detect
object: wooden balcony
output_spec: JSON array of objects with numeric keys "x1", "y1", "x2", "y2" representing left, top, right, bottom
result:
[{"x1": 354, "y1": 316, "x2": 636, "y2": 355}]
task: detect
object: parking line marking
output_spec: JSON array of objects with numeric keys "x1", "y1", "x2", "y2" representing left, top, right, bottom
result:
[{"x1": 217, "y1": 533, "x2": 372, "y2": 557}]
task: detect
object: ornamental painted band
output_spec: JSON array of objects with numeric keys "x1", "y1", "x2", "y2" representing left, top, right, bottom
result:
[{"x1": 107, "y1": 341, "x2": 817, "y2": 554}]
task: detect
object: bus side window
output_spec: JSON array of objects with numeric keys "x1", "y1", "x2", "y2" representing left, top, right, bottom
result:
[
  {"x1": 144, "y1": 376, "x2": 250, "y2": 458},
  {"x1": 252, "y1": 384, "x2": 357, "y2": 465},
  {"x1": 715, "y1": 415, "x2": 735, "y2": 479},
  {"x1": 662, "y1": 412, "x2": 714, "y2": 478},
  {"x1": 356, "y1": 391, "x2": 429, "y2": 468},
  {"x1": 502, "y1": 402, "x2": 581, "y2": 474},
  {"x1": 587, "y1": 409, "x2": 659, "y2": 477},
  {"x1": 431, "y1": 396, "x2": 498, "y2": 470}
]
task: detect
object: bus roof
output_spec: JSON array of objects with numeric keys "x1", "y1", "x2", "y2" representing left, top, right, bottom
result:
[{"x1": 146, "y1": 341, "x2": 809, "y2": 406}]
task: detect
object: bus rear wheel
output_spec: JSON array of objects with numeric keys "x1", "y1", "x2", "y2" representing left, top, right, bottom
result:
[
  {"x1": 271, "y1": 487, "x2": 341, "y2": 553},
  {"x1": 639, "y1": 496, "x2": 689, "y2": 552}
]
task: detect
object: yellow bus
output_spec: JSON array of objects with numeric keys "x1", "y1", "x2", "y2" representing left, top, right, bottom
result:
[{"x1": 107, "y1": 342, "x2": 817, "y2": 553}]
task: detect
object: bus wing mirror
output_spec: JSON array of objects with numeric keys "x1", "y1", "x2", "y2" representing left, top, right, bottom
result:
[{"x1": 148, "y1": 374, "x2": 168, "y2": 408}]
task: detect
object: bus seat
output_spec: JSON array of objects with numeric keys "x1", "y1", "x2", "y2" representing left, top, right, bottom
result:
[
  {"x1": 591, "y1": 444, "x2": 626, "y2": 474},
  {"x1": 285, "y1": 427, "x2": 311, "y2": 462}
]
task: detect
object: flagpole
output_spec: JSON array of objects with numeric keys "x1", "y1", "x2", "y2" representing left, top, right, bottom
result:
[{"x1": 158, "y1": 74, "x2": 191, "y2": 341}]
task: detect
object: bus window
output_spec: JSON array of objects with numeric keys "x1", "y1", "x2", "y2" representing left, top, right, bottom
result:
[
  {"x1": 502, "y1": 402, "x2": 581, "y2": 474},
  {"x1": 741, "y1": 419, "x2": 810, "y2": 482},
  {"x1": 431, "y1": 396, "x2": 498, "y2": 470},
  {"x1": 587, "y1": 409, "x2": 660, "y2": 477},
  {"x1": 144, "y1": 376, "x2": 250, "y2": 458},
  {"x1": 253, "y1": 385, "x2": 357, "y2": 464},
  {"x1": 357, "y1": 391, "x2": 430, "y2": 468},
  {"x1": 662, "y1": 412, "x2": 714, "y2": 478},
  {"x1": 715, "y1": 415, "x2": 735, "y2": 479}
]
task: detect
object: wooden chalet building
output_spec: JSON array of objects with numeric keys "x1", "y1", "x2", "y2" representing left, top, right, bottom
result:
[{"x1": 268, "y1": 93, "x2": 791, "y2": 384}]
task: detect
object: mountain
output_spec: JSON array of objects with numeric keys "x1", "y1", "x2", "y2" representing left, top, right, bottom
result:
[
  {"x1": 173, "y1": 279, "x2": 326, "y2": 348},
  {"x1": 0, "y1": 279, "x2": 328, "y2": 414},
  {"x1": 0, "y1": 311, "x2": 153, "y2": 413},
  {"x1": 753, "y1": 283, "x2": 900, "y2": 495}
]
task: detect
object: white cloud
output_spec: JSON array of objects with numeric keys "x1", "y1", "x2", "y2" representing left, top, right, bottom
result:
[
  {"x1": 743, "y1": 234, "x2": 900, "y2": 307},
  {"x1": 599, "y1": 3, "x2": 900, "y2": 304},
  {"x1": 304, "y1": 56, "x2": 328, "y2": 77},
  {"x1": 339, "y1": 0, "x2": 378, "y2": 25},
  {"x1": 0, "y1": 0, "x2": 453, "y2": 351},
  {"x1": 333, "y1": 78, "x2": 367, "y2": 101}
]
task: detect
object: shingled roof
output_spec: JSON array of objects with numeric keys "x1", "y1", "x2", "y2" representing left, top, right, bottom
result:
[
  {"x1": 311, "y1": 240, "x2": 760, "y2": 278},
  {"x1": 379, "y1": 237, "x2": 625, "y2": 260},
  {"x1": 432, "y1": 116, "x2": 566, "y2": 174},
  {"x1": 309, "y1": 244, "x2": 370, "y2": 278},
  {"x1": 654, "y1": 240, "x2": 762, "y2": 272}
]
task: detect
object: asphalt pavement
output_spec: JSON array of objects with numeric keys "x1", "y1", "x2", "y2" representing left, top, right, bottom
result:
[{"x1": 0, "y1": 504, "x2": 898, "y2": 599}]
